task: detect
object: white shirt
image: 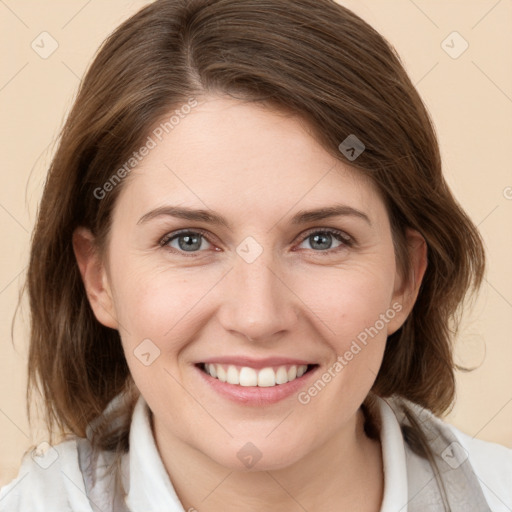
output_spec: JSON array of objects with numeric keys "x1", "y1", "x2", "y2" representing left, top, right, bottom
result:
[{"x1": 1, "y1": 395, "x2": 511, "y2": 511}]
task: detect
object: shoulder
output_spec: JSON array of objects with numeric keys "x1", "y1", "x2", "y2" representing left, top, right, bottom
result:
[
  {"x1": 383, "y1": 396, "x2": 512, "y2": 509},
  {"x1": 446, "y1": 422, "x2": 512, "y2": 509},
  {"x1": 0, "y1": 437, "x2": 94, "y2": 512},
  {"x1": 410, "y1": 400, "x2": 512, "y2": 509}
]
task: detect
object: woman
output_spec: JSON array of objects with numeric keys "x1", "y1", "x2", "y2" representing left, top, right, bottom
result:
[{"x1": 1, "y1": 0, "x2": 510, "y2": 510}]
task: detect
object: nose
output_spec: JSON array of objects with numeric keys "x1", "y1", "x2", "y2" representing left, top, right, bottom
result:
[{"x1": 217, "y1": 246, "x2": 299, "y2": 343}]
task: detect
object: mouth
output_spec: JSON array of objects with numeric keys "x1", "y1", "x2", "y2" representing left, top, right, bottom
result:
[{"x1": 196, "y1": 362, "x2": 318, "y2": 388}]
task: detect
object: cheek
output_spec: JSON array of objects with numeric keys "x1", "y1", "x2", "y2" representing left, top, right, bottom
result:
[
  {"x1": 297, "y1": 261, "x2": 397, "y2": 344},
  {"x1": 107, "y1": 235, "x2": 213, "y2": 333},
  {"x1": 111, "y1": 269, "x2": 210, "y2": 399},
  {"x1": 108, "y1": 258, "x2": 230, "y2": 386},
  {"x1": 294, "y1": 266, "x2": 397, "y2": 412}
]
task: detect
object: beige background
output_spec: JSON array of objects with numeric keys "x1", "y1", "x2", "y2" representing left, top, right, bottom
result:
[{"x1": 1, "y1": 0, "x2": 511, "y2": 486}]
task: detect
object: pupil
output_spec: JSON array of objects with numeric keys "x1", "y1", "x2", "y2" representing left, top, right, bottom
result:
[
  {"x1": 311, "y1": 233, "x2": 331, "y2": 250},
  {"x1": 179, "y1": 234, "x2": 201, "y2": 251}
]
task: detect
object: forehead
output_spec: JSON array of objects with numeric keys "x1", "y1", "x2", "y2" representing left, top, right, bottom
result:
[{"x1": 113, "y1": 95, "x2": 385, "y2": 224}]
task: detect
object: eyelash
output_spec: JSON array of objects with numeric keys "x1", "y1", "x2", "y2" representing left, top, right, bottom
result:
[{"x1": 159, "y1": 227, "x2": 354, "y2": 256}]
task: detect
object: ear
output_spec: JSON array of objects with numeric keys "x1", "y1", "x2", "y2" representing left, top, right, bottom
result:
[
  {"x1": 387, "y1": 228, "x2": 428, "y2": 335},
  {"x1": 72, "y1": 227, "x2": 118, "y2": 329}
]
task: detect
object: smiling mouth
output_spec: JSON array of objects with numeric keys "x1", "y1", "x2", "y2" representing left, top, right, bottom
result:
[{"x1": 197, "y1": 363, "x2": 318, "y2": 387}]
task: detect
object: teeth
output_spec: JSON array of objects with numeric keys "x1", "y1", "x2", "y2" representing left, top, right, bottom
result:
[
  {"x1": 216, "y1": 365, "x2": 227, "y2": 382},
  {"x1": 276, "y1": 366, "x2": 288, "y2": 384},
  {"x1": 257, "y1": 368, "x2": 275, "y2": 387},
  {"x1": 204, "y1": 363, "x2": 309, "y2": 387},
  {"x1": 239, "y1": 367, "x2": 258, "y2": 386},
  {"x1": 227, "y1": 365, "x2": 239, "y2": 385}
]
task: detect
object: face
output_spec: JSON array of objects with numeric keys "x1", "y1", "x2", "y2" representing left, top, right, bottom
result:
[{"x1": 76, "y1": 95, "x2": 423, "y2": 471}]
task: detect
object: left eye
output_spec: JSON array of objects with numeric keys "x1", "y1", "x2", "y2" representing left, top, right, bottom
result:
[{"x1": 297, "y1": 229, "x2": 352, "y2": 252}]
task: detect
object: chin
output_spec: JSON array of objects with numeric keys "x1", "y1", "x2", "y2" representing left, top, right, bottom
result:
[{"x1": 204, "y1": 438, "x2": 308, "y2": 473}]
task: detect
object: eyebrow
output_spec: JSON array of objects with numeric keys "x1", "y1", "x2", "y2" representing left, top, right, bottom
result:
[{"x1": 137, "y1": 204, "x2": 372, "y2": 228}]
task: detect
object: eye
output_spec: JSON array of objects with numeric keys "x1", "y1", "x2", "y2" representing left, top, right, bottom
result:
[
  {"x1": 160, "y1": 229, "x2": 214, "y2": 254},
  {"x1": 296, "y1": 228, "x2": 353, "y2": 252},
  {"x1": 159, "y1": 227, "x2": 353, "y2": 256}
]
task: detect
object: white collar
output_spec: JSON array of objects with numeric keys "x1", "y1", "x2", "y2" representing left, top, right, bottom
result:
[
  {"x1": 125, "y1": 395, "x2": 409, "y2": 512},
  {"x1": 377, "y1": 397, "x2": 409, "y2": 512},
  {"x1": 124, "y1": 396, "x2": 184, "y2": 511}
]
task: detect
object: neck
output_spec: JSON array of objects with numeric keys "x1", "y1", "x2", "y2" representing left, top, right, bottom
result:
[{"x1": 153, "y1": 407, "x2": 384, "y2": 512}]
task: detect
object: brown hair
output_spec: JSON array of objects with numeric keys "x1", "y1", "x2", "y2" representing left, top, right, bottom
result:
[{"x1": 26, "y1": 0, "x2": 484, "y2": 476}]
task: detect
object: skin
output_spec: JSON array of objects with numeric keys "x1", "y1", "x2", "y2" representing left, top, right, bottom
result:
[{"x1": 74, "y1": 95, "x2": 427, "y2": 511}]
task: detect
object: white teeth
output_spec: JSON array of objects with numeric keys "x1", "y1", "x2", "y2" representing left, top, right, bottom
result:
[
  {"x1": 203, "y1": 363, "x2": 310, "y2": 387},
  {"x1": 239, "y1": 367, "x2": 258, "y2": 386},
  {"x1": 226, "y1": 365, "x2": 239, "y2": 385},
  {"x1": 216, "y1": 365, "x2": 227, "y2": 382},
  {"x1": 297, "y1": 365, "x2": 306, "y2": 378},
  {"x1": 276, "y1": 366, "x2": 288, "y2": 384},
  {"x1": 257, "y1": 368, "x2": 276, "y2": 387}
]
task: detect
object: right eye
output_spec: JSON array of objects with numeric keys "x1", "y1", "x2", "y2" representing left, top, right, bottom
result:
[{"x1": 160, "y1": 229, "x2": 216, "y2": 255}]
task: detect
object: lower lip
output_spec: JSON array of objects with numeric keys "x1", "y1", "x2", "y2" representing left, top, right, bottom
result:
[{"x1": 195, "y1": 364, "x2": 319, "y2": 405}]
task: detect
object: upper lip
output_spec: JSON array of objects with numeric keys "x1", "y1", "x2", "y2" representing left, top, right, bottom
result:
[{"x1": 199, "y1": 356, "x2": 316, "y2": 369}]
